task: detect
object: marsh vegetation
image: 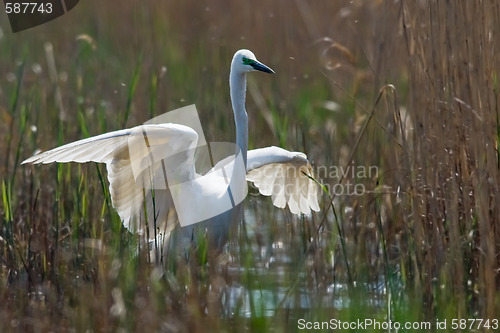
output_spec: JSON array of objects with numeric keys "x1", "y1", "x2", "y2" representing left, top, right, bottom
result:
[{"x1": 1, "y1": 1, "x2": 499, "y2": 331}]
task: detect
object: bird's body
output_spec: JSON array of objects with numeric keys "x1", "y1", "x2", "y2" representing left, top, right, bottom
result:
[{"x1": 22, "y1": 49, "x2": 320, "y2": 261}]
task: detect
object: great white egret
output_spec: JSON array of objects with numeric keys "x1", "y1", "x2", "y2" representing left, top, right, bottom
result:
[{"x1": 22, "y1": 49, "x2": 320, "y2": 259}]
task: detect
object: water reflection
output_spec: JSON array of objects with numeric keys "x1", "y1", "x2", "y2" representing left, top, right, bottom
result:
[{"x1": 214, "y1": 206, "x2": 389, "y2": 318}]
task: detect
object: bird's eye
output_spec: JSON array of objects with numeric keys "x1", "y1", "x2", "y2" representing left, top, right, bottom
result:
[{"x1": 242, "y1": 57, "x2": 254, "y2": 66}]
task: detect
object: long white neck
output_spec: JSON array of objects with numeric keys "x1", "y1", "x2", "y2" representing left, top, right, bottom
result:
[{"x1": 230, "y1": 70, "x2": 248, "y2": 168}]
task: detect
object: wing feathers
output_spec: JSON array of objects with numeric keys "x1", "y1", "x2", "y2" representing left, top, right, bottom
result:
[
  {"x1": 22, "y1": 129, "x2": 133, "y2": 164},
  {"x1": 23, "y1": 124, "x2": 198, "y2": 235},
  {"x1": 246, "y1": 147, "x2": 320, "y2": 215},
  {"x1": 23, "y1": 127, "x2": 319, "y2": 227}
]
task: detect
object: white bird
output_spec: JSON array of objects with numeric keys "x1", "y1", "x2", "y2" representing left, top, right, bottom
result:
[{"x1": 22, "y1": 49, "x2": 320, "y2": 260}]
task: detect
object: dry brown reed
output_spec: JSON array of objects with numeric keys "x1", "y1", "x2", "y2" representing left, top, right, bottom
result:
[
  {"x1": 401, "y1": 0, "x2": 500, "y2": 318},
  {"x1": 325, "y1": 0, "x2": 500, "y2": 319}
]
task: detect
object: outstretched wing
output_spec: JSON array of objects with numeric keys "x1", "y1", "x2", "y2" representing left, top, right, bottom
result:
[
  {"x1": 22, "y1": 123, "x2": 198, "y2": 235},
  {"x1": 246, "y1": 146, "x2": 320, "y2": 215},
  {"x1": 22, "y1": 128, "x2": 133, "y2": 164}
]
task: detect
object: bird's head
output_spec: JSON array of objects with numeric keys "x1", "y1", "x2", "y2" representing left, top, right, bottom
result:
[{"x1": 231, "y1": 49, "x2": 275, "y2": 75}]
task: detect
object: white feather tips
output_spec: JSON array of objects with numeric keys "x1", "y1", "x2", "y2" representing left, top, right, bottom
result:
[{"x1": 246, "y1": 151, "x2": 320, "y2": 215}]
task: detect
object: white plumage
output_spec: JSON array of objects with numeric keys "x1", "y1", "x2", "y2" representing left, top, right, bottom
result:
[{"x1": 22, "y1": 49, "x2": 320, "y2": 256}]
